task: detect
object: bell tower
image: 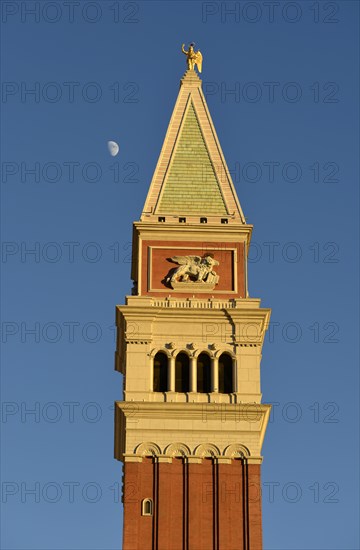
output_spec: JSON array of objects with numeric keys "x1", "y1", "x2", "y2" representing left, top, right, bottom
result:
[{"x1": 115, "y1": 46, "x2": 271, "y2": 550}]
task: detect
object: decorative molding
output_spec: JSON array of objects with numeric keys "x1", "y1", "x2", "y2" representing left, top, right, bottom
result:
[
  {"x1": 216, "y1": 457, "x2": 232, "y2": 465},
  {"x1": 170, "y1": 348, "x2": 192, "y2": 358},
  {"x1": 126, "y1": 340, "x2": 151, "y2": 345},
  {"x1": 237, "y1": 343, "x2": 260, "y2": 347},
  {"x1": 147, "y1": 346, "x2": 238, "y2": 360},
  {"x1": 164, "y1": 443, "x2": 191, "y2": 457},
  {"x1": 157, "y1": 456, "x2": 173, "y2": 463},
  {"x1": 193, "y1": 348, "x2": 214, "y2": 359},
  {"x1": 148, "y1": 346, "x2": 233, "y2": 359},
  {"x1": 194, "y1": 443, "x2": 221, "y2": 458},
  {"x1": 187, "y1": 456, "x2": 203, "y2": 464},
  {"x1": 134, "y1": 442, "x2": 161, "y2": 457},
  {"x1": 223, "y1": 444, "x2": 250, "y2": 458},
  {"x1": 149, "y1": 348, "x2": 172, "y2": 358},
  {"x1": 117, "y1": 401, "x2": 271, "y2": 423},
  {"x1": 124, "y1": 440, "x2": 260, "y2": 463},
  {"x1": 123, "y1": 294, "x2": 266, "y2": 310},
  {"x1": 214, "y1": 348, "x2": 237, "y2": 359}
]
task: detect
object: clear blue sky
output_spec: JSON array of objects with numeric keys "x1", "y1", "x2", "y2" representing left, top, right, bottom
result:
[{"x1": 1, "y1": 1, "x2": 359, "y2": 549}]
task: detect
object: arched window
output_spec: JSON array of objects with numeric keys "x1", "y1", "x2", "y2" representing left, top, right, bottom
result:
[
  {"x1": 153, "y1": 352, "x2": 168, "y2": 392},
  {"x1": 175, "y1": 352, "x2": 190, "y2": 393},
  {"x1": 142, "y1": 498, "x2": 153, "y2": 516},
  {"x1": 197, "y1": 353, "x2": 211, "y2": 393},
  {"x1": 219, "y1": 353, "x2": 233, "y2": 393}
]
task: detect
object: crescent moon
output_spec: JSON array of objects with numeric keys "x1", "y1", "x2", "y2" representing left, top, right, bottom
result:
[{"x1": 107, "y1": 140, "x2": 119, "y2": 157}]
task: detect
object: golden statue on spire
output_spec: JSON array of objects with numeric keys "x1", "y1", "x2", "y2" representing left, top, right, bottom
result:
[{"x1": 182, "y1": 43, "x2": 203, "y2": 73}]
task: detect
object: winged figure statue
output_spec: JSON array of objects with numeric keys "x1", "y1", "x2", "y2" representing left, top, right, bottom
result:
[{"x1": 182, "y1": 43, "x2": 203, "y2": 73}]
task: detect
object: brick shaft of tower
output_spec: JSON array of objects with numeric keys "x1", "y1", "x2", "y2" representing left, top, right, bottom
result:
[{"x1": 114, "y1": 63, "x2": 271, "y2": 550}]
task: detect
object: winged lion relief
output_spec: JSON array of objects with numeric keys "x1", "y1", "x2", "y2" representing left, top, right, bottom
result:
[{"x1": 164, "y1": 254, "x2": 219, "y2": 290}]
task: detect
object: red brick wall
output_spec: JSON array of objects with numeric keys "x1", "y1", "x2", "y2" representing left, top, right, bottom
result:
[
  {"x1": 123, "y1": 458, "x2": 154, "y2": 550},
  {"x1": 188, "y1": 459, "x2": 215, "y2": 549},
  {"x1": 248, "y1": 464, "x2": 263, "y2": 550},
  {"x1": 218, "y1": 460, "x2": 244, "y2": 549},
  {"x1": 157, "y1": 458, "x2": 185, "y2": 549},
  {"x1": 122, "y1": 458, "x2": 262, "y2": 550}
]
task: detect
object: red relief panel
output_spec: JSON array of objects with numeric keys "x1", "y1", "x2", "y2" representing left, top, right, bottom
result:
[{"x1": 139, "y1": 240, "x2": 245, "y2": 299}]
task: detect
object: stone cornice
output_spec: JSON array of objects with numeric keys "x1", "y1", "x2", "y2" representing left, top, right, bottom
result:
[
  {"x1": 116, "y1": 400, "x2": 270, "y2": 422},
  {"x1": 116, "y1": 300, "x2": 271, "y2": 346},
  {"x1": 133, "y1": 221, "x2": 253, "y2": 243}
]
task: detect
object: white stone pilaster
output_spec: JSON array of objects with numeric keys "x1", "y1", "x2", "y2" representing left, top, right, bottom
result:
[
  {"x1": 169, "y1": 355, "x2": 175, "y2": 392},
  {"x1": 190, "y1": 356, "x2": 197, "y2": 392},
  {"x1": 211, "y1": 357, "x2": 218, "y2": 392}
]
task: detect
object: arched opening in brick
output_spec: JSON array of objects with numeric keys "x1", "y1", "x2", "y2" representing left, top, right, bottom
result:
[{"x1": 141, "y1": 498, "x2": 153, "y2": 516}]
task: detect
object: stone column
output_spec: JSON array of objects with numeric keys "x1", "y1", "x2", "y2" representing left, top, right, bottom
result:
[
  {"x1": 211, "y1": 356, "x2": 218, "y2": 392},
  {"x1": 190, "y1": 355, "x2": 197, "y2": 392},
  {"x1": 169, "y1": 355, "x2": 175, "y2": 392}
]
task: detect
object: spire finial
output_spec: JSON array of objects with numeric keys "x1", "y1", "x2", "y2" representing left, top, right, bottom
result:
[{"x1": 181, "y1": 43, "x2": 203, "y2": 73}]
